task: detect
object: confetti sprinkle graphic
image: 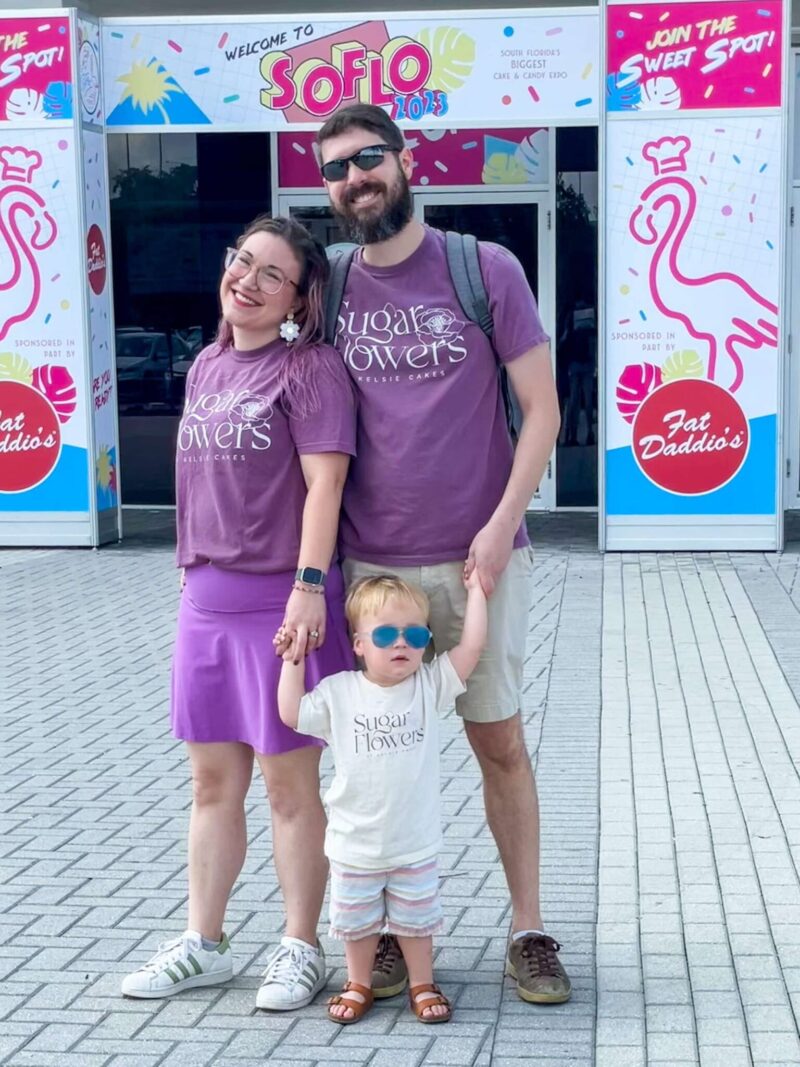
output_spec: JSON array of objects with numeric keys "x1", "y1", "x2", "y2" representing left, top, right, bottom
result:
[
  {"x1": 699, "y1": 176, "x2": 708, "y2": 185},
  {"x1": 434, "y1": 160, "x2": 448, "y2": 172},
  {"x1": 194, "y1": 67, "x2": 210, "y2": 76},
  {"x1": 502, "y1": 95, "x2": 512, "y2": 105},
  {"x1": 44, "y1": 313, "x2": 51, "y2": 324},
  {"x1": 546, "y1": 27, "x2": 563, "y2": 35},
  {"x1": 291, "y1": 142, "x2": 306, "y2": 154},
  {"x1": 626, "y1": 156, "x2": 634, "y2": 166},
  {"x1": 503, "y1": 26, "x2": 514, "y2": 37},
  {"x1": 759, "y1": 163, "x2": 768, "y2": 172},
  {"x1": 528, "y1": 86, "x2": 540, "y2": 102},
  {"x1": 167, "y1": 40, "x2": 183, "y2": 53},
  {"x1": 639, "y1": 310, "x2": 647, "y2": 321},
  {"x1": 763, "y1": 64, "x2": 772, "y2": 77},
  {"x1": 629, "y1": 10, "x2": 644, "y2": 18},
  {"x1": 462, "y1": 141, "x2": 478, "y2": 149},
  {"x1": 132, "y1": 33, "x2": 140, "y2": 49},
  {"x1": 218, "y1": 32, "x2": 229, "y2": 48},
  {"x1": 766, "y1": 240, "x2": 774, "y2": 249},
  {"x1": 659, "y1": 10, "x2": 671, "y2": 20},
  {"x1": 111, "y1": 31, "x2": 124, "y2": 39},
  {"x1": 582, "y1": 63, "x2": 593, "y2": 79},
  {"x1": 733, "y1": 155, "x2": 741, "y2": 164},
  {"x1": 704, "y1": 85, "x2": 714, "y2": 99},
  {"x1": 575, "y1": 98, "x2": 592, "y2": 108},
  {"x1": 619, "y1": 318, "x2": 631, "y2": 325},
  {"x1": 223, "y1": 94, "x2": 240, "y2": 104},
  {"x1": 38, "y1": 23, "x2": 51, "y2": 31},
  {"x1": 722, "y1": 205, "x2": 732, "y2": 216}
]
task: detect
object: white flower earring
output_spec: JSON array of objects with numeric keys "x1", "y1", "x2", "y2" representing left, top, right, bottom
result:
[{"x1": 280, "y1": 311, "x2": 300, "y2": 343}]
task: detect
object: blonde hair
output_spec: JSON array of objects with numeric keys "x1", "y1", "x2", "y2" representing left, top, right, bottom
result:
[{"x1": 345, "y1": 575, "x2": 429, "y2": 631}]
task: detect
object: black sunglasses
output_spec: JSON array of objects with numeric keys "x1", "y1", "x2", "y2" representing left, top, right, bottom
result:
[{"x1": 320, "y1": 143, "x2": 399, "y2": 182}]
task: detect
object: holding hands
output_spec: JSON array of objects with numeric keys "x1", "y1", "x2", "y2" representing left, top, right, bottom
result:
[{"x1": 273, "y1": 586, "x2": 326, "y2": 664}]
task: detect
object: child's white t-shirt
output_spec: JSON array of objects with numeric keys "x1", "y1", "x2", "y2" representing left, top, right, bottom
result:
[{"x1": 297, "y1": 653, "x2": 466, "y2": 870}]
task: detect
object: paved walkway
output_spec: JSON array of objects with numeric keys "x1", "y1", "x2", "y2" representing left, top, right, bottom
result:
[{"x1": 1, "y1": 514, "x2": 800, "y2": 1066}]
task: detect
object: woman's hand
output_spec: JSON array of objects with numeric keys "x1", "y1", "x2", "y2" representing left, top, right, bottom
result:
[{"x1": 276, "y1": 587, "x2": 326, "y2": 664}]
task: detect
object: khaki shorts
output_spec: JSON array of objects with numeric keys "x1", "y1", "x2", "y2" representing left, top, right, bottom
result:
[{"x1": 342, "y1": 546, "x2": 534, "y2": 724}]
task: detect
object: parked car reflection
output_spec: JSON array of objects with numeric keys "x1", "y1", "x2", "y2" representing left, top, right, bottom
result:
[{"x1": 115, "y1": 326, "x2": 202, "y2": 412}]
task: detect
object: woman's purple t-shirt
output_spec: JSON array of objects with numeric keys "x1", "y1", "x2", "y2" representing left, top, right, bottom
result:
[
  {"x1": 176, "y1": 340, "x2": 356, "y2": 574},
  {"x1": 335, "y1": 226, "x2": 549, "y2": 566}
]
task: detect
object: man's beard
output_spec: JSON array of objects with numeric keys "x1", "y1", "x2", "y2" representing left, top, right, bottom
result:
[{"x1": 334, "y1": 169, "x2": 414, "y2": 246}]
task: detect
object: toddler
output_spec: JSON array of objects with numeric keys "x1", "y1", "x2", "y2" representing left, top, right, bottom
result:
[{"x1": 277, "y1": 570, "x2": 487, "y2": 1024}]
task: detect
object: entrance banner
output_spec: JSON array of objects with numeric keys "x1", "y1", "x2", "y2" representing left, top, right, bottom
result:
[
  {"x1": 602, "y1": 0, "x2": 787, "y2": 551},
  {"x1": 102, "y1": 12, "x2": 599, "y2": 128},
  {"x1": 607, "y1": 0, "x2": 782, "y2": 111}
]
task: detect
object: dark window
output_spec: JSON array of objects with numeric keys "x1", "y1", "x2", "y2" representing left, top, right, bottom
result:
[
  {"x1": 555, "y1": 127, "x2": 598, "y2": 508},
  {"x1": 109, "y1": 132, "x2": 270, "y2": 504}
]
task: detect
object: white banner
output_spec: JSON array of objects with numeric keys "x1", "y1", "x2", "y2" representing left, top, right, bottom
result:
[
  {"x1": 605, "y1": 116, "x2": 781, "y2": 517},
  {"x1": 0, "y1": 127, "x2": 89, "y2": 513},
  {"x1": 102, "y1": 12, "x2": 599, "y2": 128}
]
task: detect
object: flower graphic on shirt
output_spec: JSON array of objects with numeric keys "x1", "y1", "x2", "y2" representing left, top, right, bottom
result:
[
  {"x1": 416, "y1": 307, "x2": 465, "y2": 343},
  {"x1": 228, "y1": 393, "x2": 273, "y2": 428}
]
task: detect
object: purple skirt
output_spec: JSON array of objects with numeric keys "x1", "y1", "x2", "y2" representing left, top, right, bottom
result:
[{"x1": 171, "y1": 564, "x2": 354, "y2": 756}]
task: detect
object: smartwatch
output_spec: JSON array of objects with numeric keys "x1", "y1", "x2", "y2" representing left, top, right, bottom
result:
[{"x1": 295, "y1": 566, "x2": 326, "y2": 586}]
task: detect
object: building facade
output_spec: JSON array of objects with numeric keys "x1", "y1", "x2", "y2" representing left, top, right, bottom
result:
[{"x1": 0, "y1": 1, "x2": 796, "y2": 549}]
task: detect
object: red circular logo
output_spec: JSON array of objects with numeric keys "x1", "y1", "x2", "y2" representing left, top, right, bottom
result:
[
  {"x1": 0, "y1": 381, "x2": 62, "y2": 492},
  {"x1": 87, "y1": 223, "x2": 106, "y2": 295},
  {"x1": 632, "y1": 378, "x2": 749, "y2": 495}
]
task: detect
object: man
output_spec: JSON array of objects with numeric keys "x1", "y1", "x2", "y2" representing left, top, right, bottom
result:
[{"x1": 316, "y1": 104, "x2": 569, "y2": 1005}]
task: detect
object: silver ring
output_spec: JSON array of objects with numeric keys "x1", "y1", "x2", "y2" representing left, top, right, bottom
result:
[{"x1": 309, "y1": 630, "x2": 320, "y2": 638}]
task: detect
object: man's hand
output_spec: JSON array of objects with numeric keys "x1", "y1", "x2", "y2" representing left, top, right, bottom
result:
[{"x1": 464, "y1": 518, "x2": 515, "y2": 597}]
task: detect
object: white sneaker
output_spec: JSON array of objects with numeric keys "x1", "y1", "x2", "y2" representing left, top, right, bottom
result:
[
  {"x1": 121, "y1": 930, "x2": 233, "y2": 999},
  {"x1": 256, "y1": 935, "x2": 327, "y2": 1010}
]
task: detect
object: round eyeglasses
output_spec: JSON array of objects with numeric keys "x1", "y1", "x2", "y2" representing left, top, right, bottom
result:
[{"x1": 224, "y1": 248, "x2": 298, "y2": 296}]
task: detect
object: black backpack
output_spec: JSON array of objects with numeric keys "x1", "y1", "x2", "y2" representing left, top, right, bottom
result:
[{"x1": 324, "y1": 231, "x2": 521, "y2": 439}]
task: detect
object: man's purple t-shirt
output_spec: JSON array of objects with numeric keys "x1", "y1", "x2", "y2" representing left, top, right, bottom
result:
[
  {"x1": 335, "y1": 226, "x2": 549, "y2": 566},
  {"x1": 176, "y1": 340, "x2": 356, "y2": 574}
]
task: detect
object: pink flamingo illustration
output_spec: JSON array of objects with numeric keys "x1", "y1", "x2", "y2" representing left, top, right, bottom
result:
[
  {"x1": 630, "y1": 138, "x2": 777, "y2": 393},
  {"x1": 0, "y1": 147, "x2": 57, "y2": 342}
]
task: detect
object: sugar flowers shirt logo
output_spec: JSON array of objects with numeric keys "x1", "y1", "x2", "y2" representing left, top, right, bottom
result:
[
  {"x1": 337, "y1": 300, "x2": 468, "y2": 377},
  {"x1": 178, "y1": 389, "x2": 273, "y2": 454}
]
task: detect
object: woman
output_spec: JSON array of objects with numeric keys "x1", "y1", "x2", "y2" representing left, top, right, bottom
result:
[{"x1": 121, "y1": 215, "x2": 356, "y2": 1011}]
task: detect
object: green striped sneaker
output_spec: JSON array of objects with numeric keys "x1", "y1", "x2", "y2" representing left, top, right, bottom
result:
[
  {"x1": 121, "y1": 930, "x2": 233, "y2": 998},
  {"x1": 256, "y1": 936, "x2": 327, "y2": 1010}
]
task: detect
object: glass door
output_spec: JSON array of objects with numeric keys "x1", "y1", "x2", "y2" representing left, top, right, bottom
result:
[{"x1": 415, "y1": 192, "x2": 554, "y2": 510}]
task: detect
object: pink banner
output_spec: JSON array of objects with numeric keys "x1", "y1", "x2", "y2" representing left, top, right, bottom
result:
[
  {"x1": 607, "y1": 1, "x2": 782, "y2": 112},
  {"x1": 0, "y1": 17, "x2": 73, "y2": 122},
  {"x1": 278, "y1": 128, "x2": 547, "y2": 188}
]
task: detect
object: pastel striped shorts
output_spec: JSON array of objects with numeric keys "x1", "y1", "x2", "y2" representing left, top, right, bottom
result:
[{"x1": 329, "y1": 856, "x2": 443, "y2": 941}]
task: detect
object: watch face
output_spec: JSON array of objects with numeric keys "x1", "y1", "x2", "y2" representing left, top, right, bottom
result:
[{"x1": 298, "y1": 567, "x2": 324, "y2": 585}]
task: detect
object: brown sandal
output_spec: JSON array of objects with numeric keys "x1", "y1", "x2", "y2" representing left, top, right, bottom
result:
[
  {"x1": 409, "y1": 982, "x2": 452, "y2": 1024},
  {"x1": 327, "y1": 980, "x2": 374, "y2": 1025}
]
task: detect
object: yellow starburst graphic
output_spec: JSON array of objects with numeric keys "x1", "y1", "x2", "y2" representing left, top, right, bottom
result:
[
  {"x1": 97, "y1": 446, "x2": 112, "y2": 490},
  {"x1": 117, "y1": 60, "x2": 175, "y2": 121}
]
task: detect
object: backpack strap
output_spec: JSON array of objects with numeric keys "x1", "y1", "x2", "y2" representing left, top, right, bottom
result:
[
  {"x1": 445, "y1": 231, "x2": 520, "y2": 440},
  {"x1": 444, "y1": 231, "x2": 493, "y2": 338},
  {"x1": 324, "y1": 243, "x2": 358, "y2": 345}
]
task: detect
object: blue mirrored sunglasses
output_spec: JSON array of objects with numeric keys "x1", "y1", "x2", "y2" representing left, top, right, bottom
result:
[{"x1": 358, "y1": 625, "x2": 432, "y2": 649}]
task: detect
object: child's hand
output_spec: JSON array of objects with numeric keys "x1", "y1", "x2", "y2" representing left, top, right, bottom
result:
[
  {"x1": 273, "y1": 624, "x2": 292, "y2": 658},
  {"x1": 463, "y1": 565, "x2": 484, "y2": 593}
]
